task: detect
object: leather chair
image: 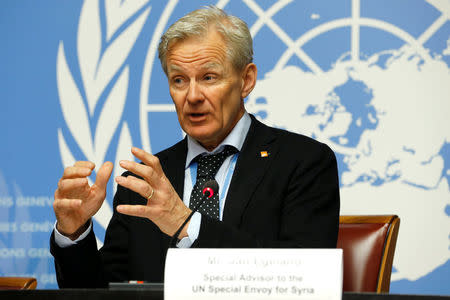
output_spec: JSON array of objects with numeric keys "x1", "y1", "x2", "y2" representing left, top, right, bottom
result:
[
  {"x1": 0, "y1": 277, "x2": 37, "y2": 290},
  {"x1": 337, "y1": 215, "x2": 400, "y2": 293}
]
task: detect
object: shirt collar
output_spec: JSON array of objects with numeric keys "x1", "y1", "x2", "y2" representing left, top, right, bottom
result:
[{"x1": 185, "y1": 112, "x2": 251, "y2": 169}]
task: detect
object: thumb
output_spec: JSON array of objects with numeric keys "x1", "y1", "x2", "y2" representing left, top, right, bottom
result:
[{"x1": 94, "y1": 162, "x2": 113, "y2": 191}]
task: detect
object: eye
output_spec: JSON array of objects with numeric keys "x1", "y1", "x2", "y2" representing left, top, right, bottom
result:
[
  {"x1": 171, "y1": 76, "x2": 185, "y2": 86},
  {"x1": 203, "y1": 74, "x2": 217, "y2": 82}
]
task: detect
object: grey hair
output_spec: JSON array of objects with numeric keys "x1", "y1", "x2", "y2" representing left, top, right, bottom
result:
[{"x1": 158, "y1": 6, "x2": 253, "y2": 74}]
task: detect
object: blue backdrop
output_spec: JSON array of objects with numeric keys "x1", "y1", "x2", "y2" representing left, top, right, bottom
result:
[{"x1": 1, "y1": 0, "x2": 449, "y2": 293}]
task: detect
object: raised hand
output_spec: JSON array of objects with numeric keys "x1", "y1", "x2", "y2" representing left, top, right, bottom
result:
[
  {"x1": 53, "y1": 161, "x2": 113, "y2": 240},
  {"x1": 115, "y1": 147, "x2": 191, "y2": 238}
]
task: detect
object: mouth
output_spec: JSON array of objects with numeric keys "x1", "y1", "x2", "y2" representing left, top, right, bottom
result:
[{"x1": 188, "y1": 112, "x2": 207, "y2": 121}]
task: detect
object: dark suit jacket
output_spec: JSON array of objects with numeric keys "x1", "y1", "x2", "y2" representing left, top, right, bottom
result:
[{"x1": 50, "y1": 115, "x2": 340, "y2": 288}]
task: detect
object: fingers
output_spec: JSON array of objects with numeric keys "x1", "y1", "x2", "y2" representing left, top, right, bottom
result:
[
  {"x1": 116, "y1": 204, "x2": 153, "y2": 219},
  {"x1": 94, "y1": 162, "x2": 114, "y2": 191},
  {"x1": 118, "y1": 148, "x2": 164, "y2": 186},
  {"x1": 74, "y1": 161, "x2": 95, "y2": 169},
  {"x1": 56, "y1": 161, "x2": 113, "y2": 204},
  {"x1": 61, "y1": 161, "x2": 95, "y2": 180},
  {"x1": 115, "y1": 175, "x2": 154, "y2": 201},
  {"x1": 62, "y1": 166, "x2": 92, "y2": 179},
  {"x1": 53, "y1": 198, "x2": 82, "y2": 210},
  {"x1": 119, "y1": 160, "x2": 158, "y2": 184},
  {"x1": 54, "y1": 161, "x2": 111, "y2": 236},
  {"x1": 117, "y1": 200, "x2": 192, "y2": 237},
  {"x1": 57, "y1": 177, "x2": 89, "y2": 194},
  {"x1": 131, "y1": 147, "x2": 164, "y2": 174}
]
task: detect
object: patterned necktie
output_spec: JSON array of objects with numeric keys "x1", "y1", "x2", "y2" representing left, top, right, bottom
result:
[{"x1": 189, "y1": 146, "x2": 237, "y2": 220}]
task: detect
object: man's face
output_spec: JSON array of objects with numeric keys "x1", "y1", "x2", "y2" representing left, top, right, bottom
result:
[{"x1": 166, "y1": 30, "x2": 247, "y2": 151}]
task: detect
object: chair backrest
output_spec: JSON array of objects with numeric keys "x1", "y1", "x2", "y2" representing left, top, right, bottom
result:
[
  {"x1": 0, "y1": 277, "x2": 37, "y2": 290},
  {"x1": 337, "y1": 215, "x2": 400, "y2": 293}
]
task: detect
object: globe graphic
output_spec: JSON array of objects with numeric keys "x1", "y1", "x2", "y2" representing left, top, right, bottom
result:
[
  {"x1": 243, "y1": 0, "x2": 450, "y2": 285},
  {"x1": 141, "y1": 0, "x2": 450, "y2": 291}
]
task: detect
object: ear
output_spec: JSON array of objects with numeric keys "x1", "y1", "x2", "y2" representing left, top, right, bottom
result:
[{"x1": 240, "y1": 63, "x2": 257, "y2": 99}]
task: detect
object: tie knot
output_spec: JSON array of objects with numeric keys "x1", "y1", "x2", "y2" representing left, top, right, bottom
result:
[{"x1": 196, "y1": 146, "x2": 237, "y2": 178}]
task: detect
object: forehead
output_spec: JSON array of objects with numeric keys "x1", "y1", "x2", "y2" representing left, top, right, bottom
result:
[{"x1": 166, "y1": 30, "x2": 231, "y2": 72}]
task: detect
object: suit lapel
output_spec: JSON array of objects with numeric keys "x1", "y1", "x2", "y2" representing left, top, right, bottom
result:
[
  {"x1": 223, "y1": 116, "x2": 278, "y2": 226},
  {"x1": 158, "y1": 138, "x2": 187, "y2": 199}
]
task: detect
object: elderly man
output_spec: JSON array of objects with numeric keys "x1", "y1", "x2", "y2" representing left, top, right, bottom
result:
[{"x1": 50, "y1": 6, "x2": 340, "y2": 287}]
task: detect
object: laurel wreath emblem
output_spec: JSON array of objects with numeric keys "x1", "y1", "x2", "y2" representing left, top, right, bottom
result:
[{"x1": 56, "y1": 0, "x2": 151, "y2": 241}]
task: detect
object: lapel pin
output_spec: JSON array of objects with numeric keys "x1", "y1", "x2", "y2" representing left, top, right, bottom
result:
[{"x1": 260, "y1": 151, "x2": 269, "y2": 157}]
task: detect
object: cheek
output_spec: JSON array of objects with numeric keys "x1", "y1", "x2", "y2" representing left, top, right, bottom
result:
[
  {"x1": 223, "y1": 85, "x2": 242, "y2": 113},
  {"x1": 170, "y1": 91, "x2": 184, "y2": 111}
]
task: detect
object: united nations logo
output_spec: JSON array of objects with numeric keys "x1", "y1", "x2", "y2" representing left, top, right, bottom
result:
[
  {"x1": 57, "y1": 0, "x2": 450, "y2": 291},
  {"x1": 56, "y1": 0, "x2": 152, "y2": 243}
]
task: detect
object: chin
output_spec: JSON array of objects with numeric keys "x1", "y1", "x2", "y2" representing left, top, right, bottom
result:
[
  {"x1": 189, "y1": 132, "x2": 214, "y2": 143},
  {"x1": 187, "y1": 129, "x2": 219, "y2": 146},
  {"x1": 185, "y1": 124, "x2": 213, "y2": 137}
]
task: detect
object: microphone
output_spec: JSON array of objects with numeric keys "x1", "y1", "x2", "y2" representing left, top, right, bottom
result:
[
  {"x1": 201, "y1": 180, "x2": 219, "y2": 199},
  {"x1": 169, "y1": 180, "x2": 219, "y2": 247}
]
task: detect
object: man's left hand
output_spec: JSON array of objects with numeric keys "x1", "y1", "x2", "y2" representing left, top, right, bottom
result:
[{"x1": 115, "y1": 147, "x2": 191, "y2": 238}]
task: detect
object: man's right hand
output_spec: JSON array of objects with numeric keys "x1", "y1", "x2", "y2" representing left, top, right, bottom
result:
[{"x1": 53, "y1": 161, "x2": 113, "y2": 240}]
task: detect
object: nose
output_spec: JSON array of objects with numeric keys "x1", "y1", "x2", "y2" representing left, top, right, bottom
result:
[{"x1": 186, "y1": 80, "x2": 204, "y2": 104}]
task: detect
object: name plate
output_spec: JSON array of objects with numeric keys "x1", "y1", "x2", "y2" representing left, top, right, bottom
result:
[{"x1": 165, "y1": 248, "x2": 342, "y2": 300}]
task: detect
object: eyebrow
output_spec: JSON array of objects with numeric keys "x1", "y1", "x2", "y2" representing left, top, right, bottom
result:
[
  {"x1": 167, "y1": 65, "x2": 183, "y2": 73},
  {"x1": 201, "y1": 62, "x2": 221, "y2": 70},
  {"x1": 167, "y1": 62, "x2": 222, "y2": 74}
]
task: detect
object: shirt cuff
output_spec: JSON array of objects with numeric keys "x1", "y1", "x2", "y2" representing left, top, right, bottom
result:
[
  {"x1": 53, "y1": 220, "x2": 92, "y2": 248},
  {"x1": 176, "y1": 212, "x2": 201, "y2": 248}
]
